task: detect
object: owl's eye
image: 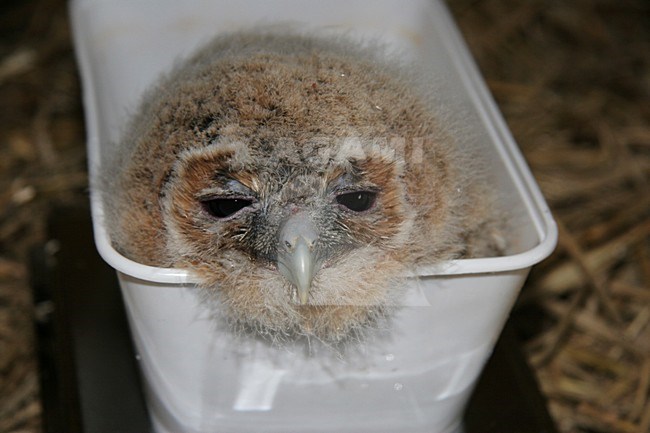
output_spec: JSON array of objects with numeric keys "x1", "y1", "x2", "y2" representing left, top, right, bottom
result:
[
  {"x1": 336, "y1": 191, "x2": 377, "y2": 212},
  {"x1": 202, "y1": 198, "x2": 254, "y2": 219}
]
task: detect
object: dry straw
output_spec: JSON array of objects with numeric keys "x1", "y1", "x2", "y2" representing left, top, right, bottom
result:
[{"x1": 452, "y1": 0, "x2": 650, "y2": 431}]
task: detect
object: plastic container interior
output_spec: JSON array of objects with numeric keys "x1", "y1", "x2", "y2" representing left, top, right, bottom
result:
[{"x1": 70, "y1": 1, "x2": 557, "y2": 432}]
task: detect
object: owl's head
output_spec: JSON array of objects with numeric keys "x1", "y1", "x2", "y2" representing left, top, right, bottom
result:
[
  {"x1": 106, "y1": 32, "x2": 474, "y2": 343},
  {"x1": 160, "y1": 132, "x2": 431, "y2": 341}
]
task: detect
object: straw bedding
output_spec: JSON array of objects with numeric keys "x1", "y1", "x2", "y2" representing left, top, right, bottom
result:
[{"x1": 0, "y1": 0, "x2": 648, "y2": 431}]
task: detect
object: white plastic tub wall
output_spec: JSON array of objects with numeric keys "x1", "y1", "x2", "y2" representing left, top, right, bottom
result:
[{"x1": 70, "y1": 1, "x2": 557, "y2": 432}]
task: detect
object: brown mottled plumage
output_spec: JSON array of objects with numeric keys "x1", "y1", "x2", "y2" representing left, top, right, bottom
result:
[{"x1": 102, "y1": 32, "x2": 505, "y2": 343}]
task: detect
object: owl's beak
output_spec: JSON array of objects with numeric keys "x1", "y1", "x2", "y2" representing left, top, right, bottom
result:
[{"x1": 277, "y1": 212, "x2": 322, "y2": 305}]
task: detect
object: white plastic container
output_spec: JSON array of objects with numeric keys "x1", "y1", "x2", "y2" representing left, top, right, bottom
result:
[{"x1": 70, "y1": 1, "x2": 557, "y2": 432}]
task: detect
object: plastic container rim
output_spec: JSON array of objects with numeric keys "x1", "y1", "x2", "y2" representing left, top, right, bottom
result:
[{"x1": 70, "y1": 0, "x2": 558, "y2": 285}]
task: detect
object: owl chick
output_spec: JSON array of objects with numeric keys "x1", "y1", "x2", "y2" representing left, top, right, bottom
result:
[{"x1": 102, "y1": 31, "x2": 504, "y2": 343}]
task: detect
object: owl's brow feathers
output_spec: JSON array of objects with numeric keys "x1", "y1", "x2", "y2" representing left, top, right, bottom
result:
[{"x1": 165, "y1": 133, "x2": 410, "y2": 196}]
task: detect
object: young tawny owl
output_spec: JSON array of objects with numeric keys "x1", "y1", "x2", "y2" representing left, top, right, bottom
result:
[{"x1": 102, "y1": 32, "x2": 505, "y2": 343}]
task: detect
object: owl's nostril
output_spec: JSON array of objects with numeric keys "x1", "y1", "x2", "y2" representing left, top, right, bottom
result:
[{"x1": 278, "y1": 212, "x2": 318, "y2": 252}]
